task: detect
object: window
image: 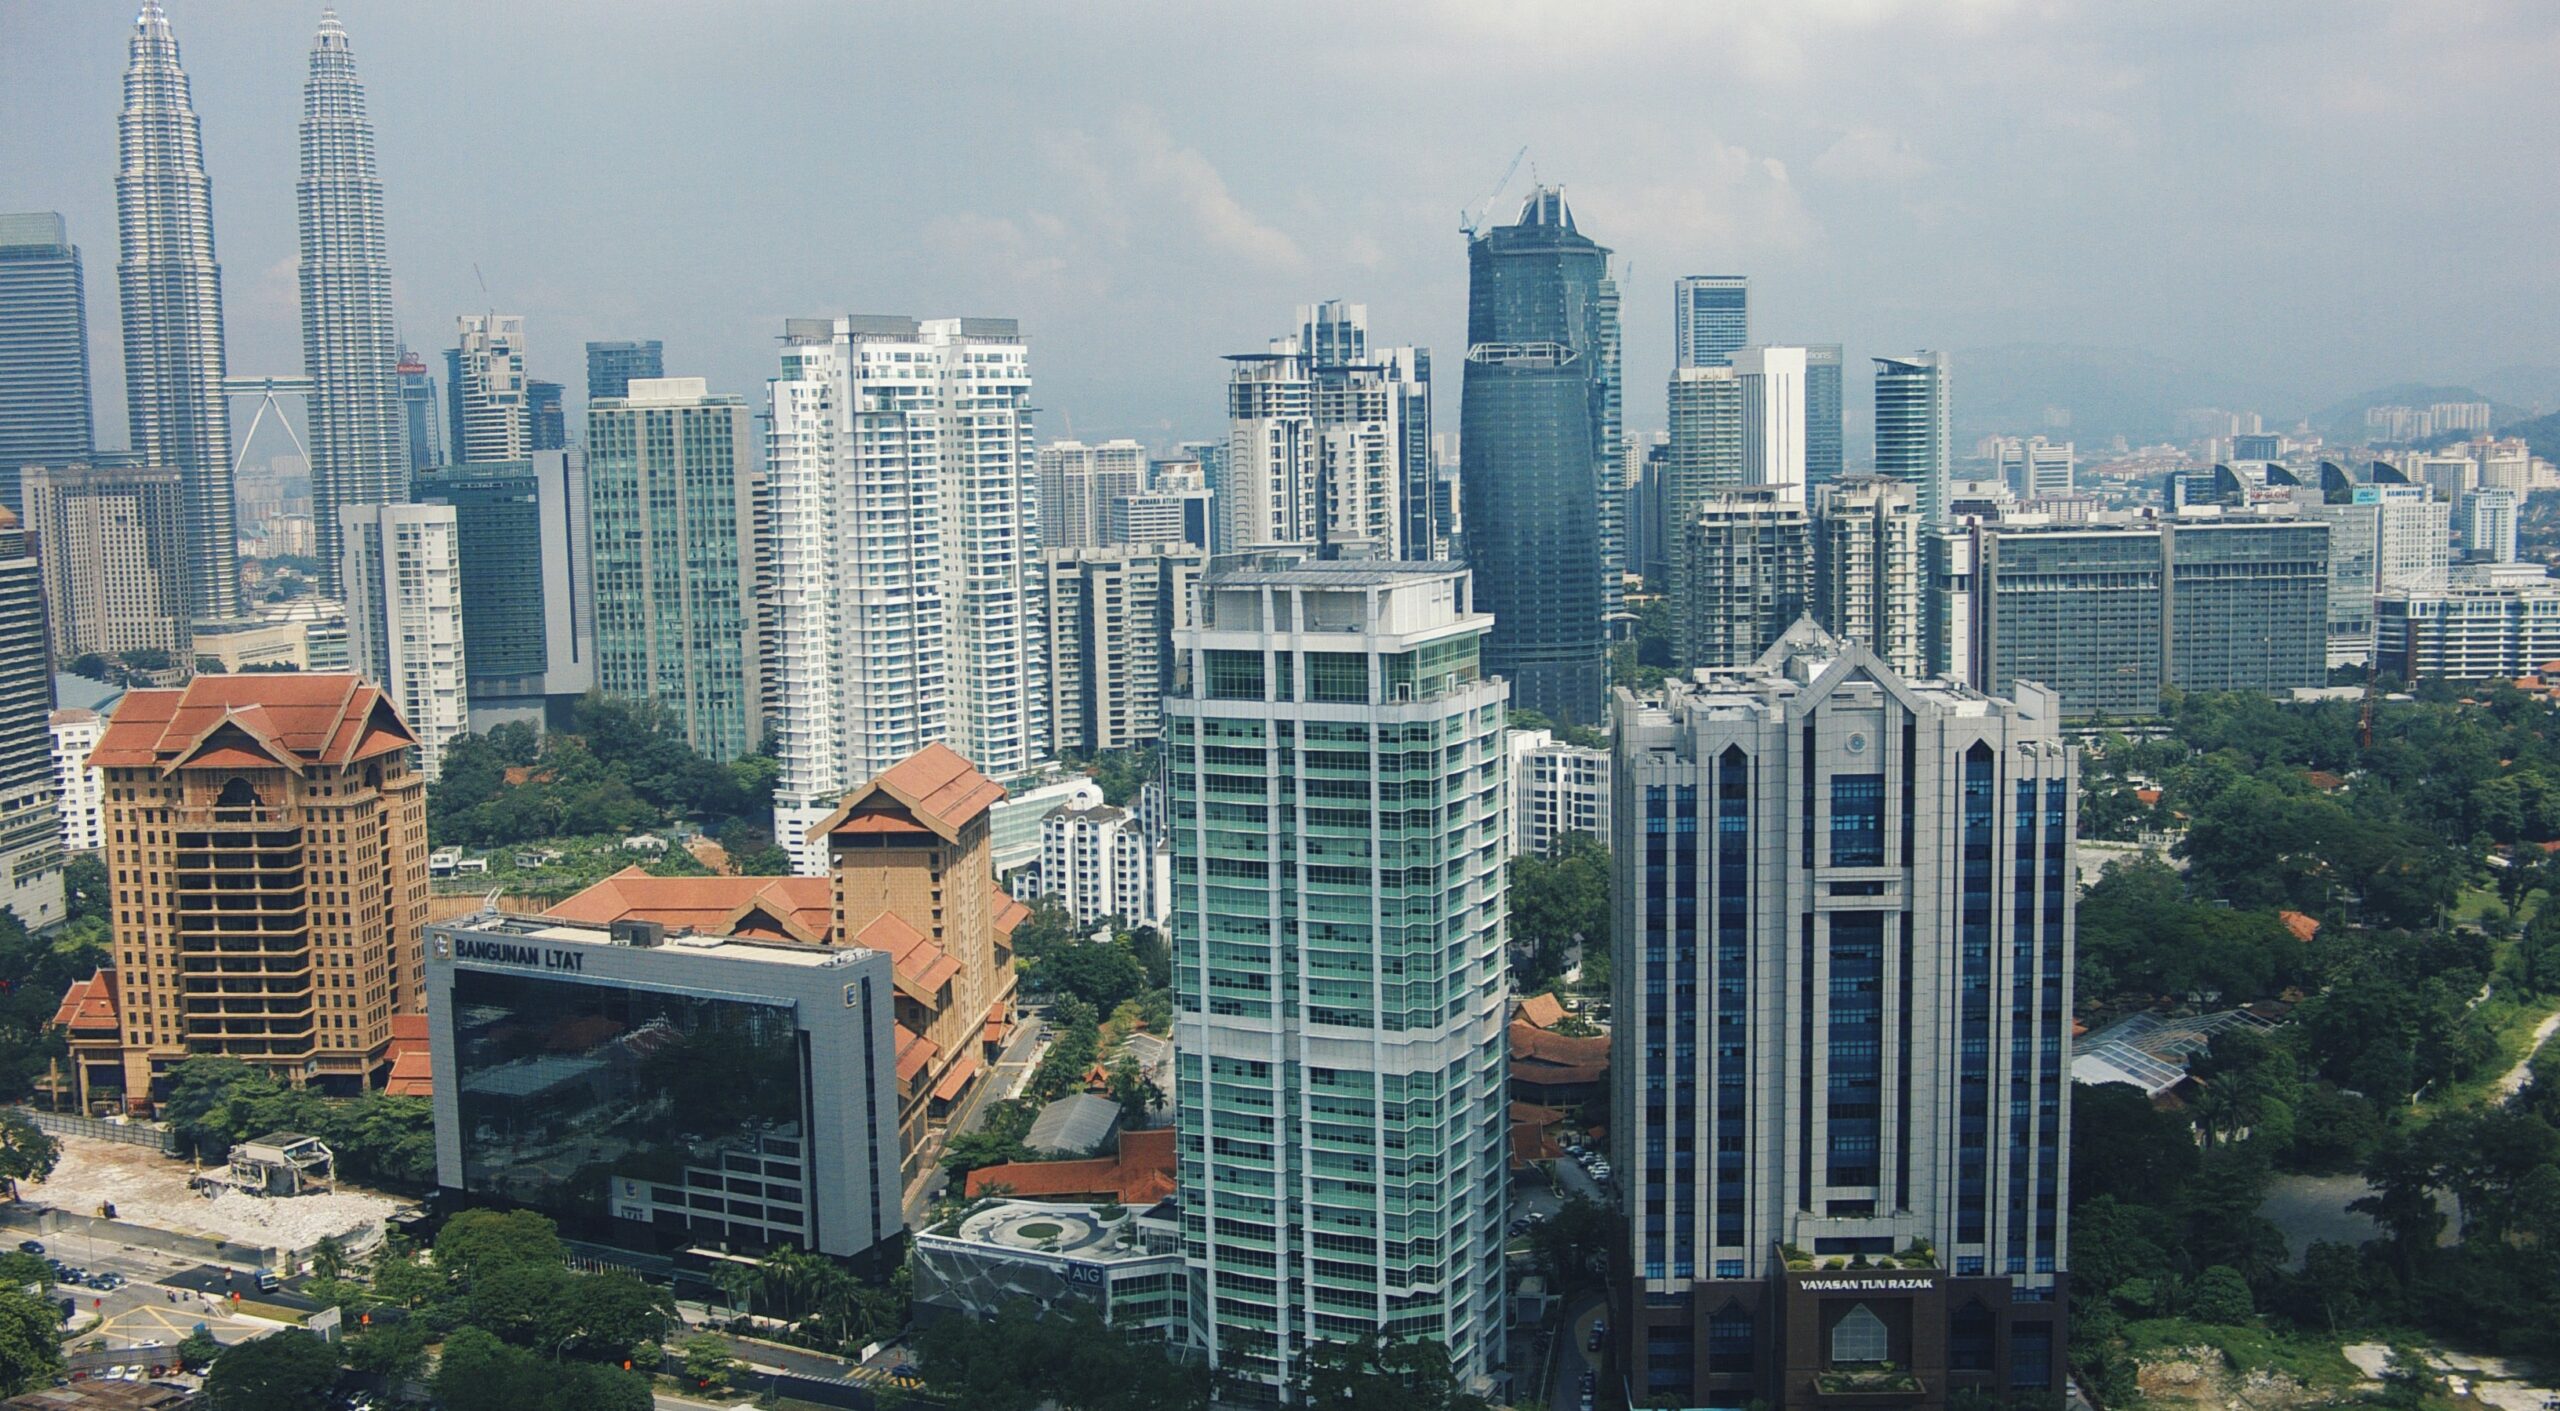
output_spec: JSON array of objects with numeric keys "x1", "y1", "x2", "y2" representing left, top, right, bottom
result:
[
  {"x1": 1205, "y1": 651, "x2": 1265, "y2": 700},
  {"x1": 1830, "y1": 1304, "x2": 1888, "y2": 1366},
  {"x1": 1830, "y1": 774, "x2": 1885, "y2": 866},
  {"x1": 1307, "y1": 653, "x2": 1368, "y2": 704}
]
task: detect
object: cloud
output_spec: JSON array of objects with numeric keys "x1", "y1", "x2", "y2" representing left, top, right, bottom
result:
[
  {"x1": 919, "y1": 213, "x2": 1069, "y2": 283},
  {"x1": 1583, "y1": 138, "x2": 1822, "y2": 261},
  {"x1": 1811, "y1": 126, "x2": 1935, "y2": 185},
  {"x1": 1109, "y1": 109, "x2": 1307, "y2": 273}
]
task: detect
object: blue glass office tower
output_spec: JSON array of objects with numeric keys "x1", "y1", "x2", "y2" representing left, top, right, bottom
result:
[
  {"x1": 1875, "y1": 353, "x2": 1952, "y2": 527},
  {"x1": 1461, "y1": 187, "x2": 1616, "y2": 725},
  {"x1": 527, "y1": 379, "x2": 566, "y2": 451},
  {"x1": 1675, "y1": 275, "x2": 1749, "y2": 369},
  {"x1": 0, "y1": 214, "x2": 94, "y2": 514},
  {"x1": 1804, "y1": 344, "x2": 1844, "y2": 487}
]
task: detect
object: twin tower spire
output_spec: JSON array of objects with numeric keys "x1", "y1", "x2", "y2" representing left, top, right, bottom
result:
[{"x1": 115, "y1": 3, "x2": 397, "y2": 621}]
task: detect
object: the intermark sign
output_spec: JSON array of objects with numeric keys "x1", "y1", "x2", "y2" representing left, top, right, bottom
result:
[{"x1": 453, "y1": 936, "x2": 587, "y2": 973}]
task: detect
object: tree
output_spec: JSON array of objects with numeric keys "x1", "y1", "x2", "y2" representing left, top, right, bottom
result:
[
  {"x1": 2187, "y1": 1265, "x2": 2254, "y2": 1323},
  {"x1": 550, "y1": 1268, "x2": 672, "y2": 1362},
  {"x1": 1297, "y1": 1329, "x2": 1492, "y2": 1411},
  {"x1": 175, "y1": 1327, "x2": 222, "y2": 1372},
  {"x1": 912, "y1": 1299, "x2": 1207, "y2": 1411},
  {"x1": 202, "y1": 1329, "x2": 342, "y2": 1411},
  {"x1": 0, "y1": 1111, "x2": 57, "y2": 1198},
  {"x1": 0, "y1": 1290, "x2": 60, "y2": 1396},
  {"x1": 63, "y1": 855, "x2": 108, "y2": 925},
  {"x1": 1026, "y1": 939, "x2": 1147, "y2": 1013},
  {"x1": 1509, "y1": 833, "x2": 1610, "y2": 990},
  {"x1": 435, "y1": 1207, "x2": 568, "y2": 1284},
  {"x1": 680, "y1": 1332, "x2": 736, "y2": 1390},
  {"x1": 1105, "y1": 1055, "x2": 1164, "y2": 1128},
  {"x1": 1528, "y1": 1197, "x2": 1614, "y2": 1297}
]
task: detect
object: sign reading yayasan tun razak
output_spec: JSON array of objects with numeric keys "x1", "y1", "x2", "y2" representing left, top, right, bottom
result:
[
  {"x1": 452, "y1": 936, "x2": 587, "y2": 972},
  {"x1": 1798, "y1": 1276, "x2": 1934, "y2": 1292}
]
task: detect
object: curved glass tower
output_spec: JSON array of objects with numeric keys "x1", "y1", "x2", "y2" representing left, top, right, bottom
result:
[
  {"x1": 299, "y1": 8, "x2": 404, "y2": 597},
  {"x1": 117, "y1": 0, "x2": 238, "y2": 623}
]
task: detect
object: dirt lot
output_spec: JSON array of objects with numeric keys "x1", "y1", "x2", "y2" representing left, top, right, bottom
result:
[{"x1": 23, "y1": 1133, "x2": 399, "y2": 1252}]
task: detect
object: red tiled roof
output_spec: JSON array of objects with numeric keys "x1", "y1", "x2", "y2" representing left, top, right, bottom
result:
[
  {"x1": 2278, "y1": 910, "x2": 2320, "y2": 942},
  {"x1": 992, "y1": 895, "x2": 1031, "y2": 937},
  {"x1": 547, "y1": 868, "x2": 834, "y2": 945},
  {"x1": 1510, "y1": 1100, "x2": 1566, "y2": 1170},
  {"x1": 87, "y1": 675, "x2": 415, "y2": 773},
  {"x1": 895, "y1": 1024, "x2": 940, "y2": 1085},
  {"x1": 855, "y1": 911, "x2": 963, "y2": 1000},
  {"x1": 1510, "y1": 1019, "x2": 1609, "y2": 1087},
  {"x1": 52, "y1": 971, "x2": 118, "y2": 1036},
  {"x1": 933, "y1": 1051, "x2": 986, "y2": 1103},
  {"x1": 810, "y1": 743, "x2": 1005, "y2": 845},
  {"x1": 2134, "y1": 788, "x2": 2163, "y2": 807},
  {"x1": 965, "y1": 1127, "x2": 1177, "y2": 1205},
  {"x1": 1515, "y1": 993, "x2": 1568, "y2": 1030},
  {"x1": 384, "y1": 1048, "x2": 433, "y2": 1098}
]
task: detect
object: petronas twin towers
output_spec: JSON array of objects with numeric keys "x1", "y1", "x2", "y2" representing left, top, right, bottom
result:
[{"x1": 115, "y1": 2, "x2": 398, "y2": 616}]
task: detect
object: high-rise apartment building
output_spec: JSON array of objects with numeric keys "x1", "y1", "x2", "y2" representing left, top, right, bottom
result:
[
  {"x1": 1611, "y1": 624, "x2": 2072, "y2": 1408},
  {"x1": 1733, "y1": 346, "x2": 1810, "y2": 504},
  {"x1": 116, "y1": 3, "x2": 239, "y2": 623},
  {"x1": 1674, "y1": 490, "x2": 1811, "y2": 669},
  {"x1": 448, "y1": 315, "x2": 530, "y2": 464},
  {"x1": 1111, "y1": 474, "x2": 1215, "y2": 552},
  {"x1": 1036, "y1": 439, "x2": 1147, "y2": 553},
  {"x1": 1044, "y1": 544, "x2": 1203, "y2": 756},
  {"x1": 764, "y1": 316, "x2": 1047, "y2": 873},
  {"x1": 527, "y1": 379, "x2": 567, "y2": 452},
  {"x1": 339, "y1": 502, "x2": 467, "y2": 781},
  {"x1": 297, "y1": 11, "x2": 404, "y2": 598},
  {"x1": 588, "y1": 378, "x2": 757, "y2": 761},
  {"x1": 1463, "y1": 189, "x2": 1616, "y2": 724},
  {"x1": 1874, "y1": 354, "x2": 1953, "y2": 529},
  {"x1": 585, "y1": 339, "x2": 664, "y2": 402},
  {"x1": 1674, "y1": 275, "x2": 1749, "y2": 370},
  {"x1": 1167, "y1": 560, "x2": 1510, "y2": 1397},
  {"x1": 49, "y1": 707, "x2": 109, "y2": 856},
  {"x1": 1221, "y1": 304, "x2": 1430, "y2": 561},
  {"x1": 61, "y1": 674, "x2": 427, "y2": 1110},
  {"x1": 396, "y1": 347, "x2": 441, "y2": 471},
  {"x1": 1812, "y1": 477, "x2": 1928, "y2": 679},
  {"x1": 1659, "y1": 367, "x2": 1744, "y2": 584},
  {"x1": 411, "y1": 452, "x2": 594, "y2": 729},
  {"x1": 1037, "y1": 802, "x2": 1165, "y2": 929},
  {"x1": 0, "y1": 513, "x2": 61, "y2": 932},
  {"x1": 0, "y1": 213, "x2": 96, "y2": 512},
  {"x1": 1508, "y1": 727, "x2": 1609, "y2": 858},
  {"x1": 1803, "y1": 344, "x2": 1844, "y2": 488},
  {"x1": 20, "y1": 464, "x2": 187, "y2": 660},
  {"x1": 2377, "y1": 569, "x2": 2560, "y2": 681},
  {"x1": 1992, "y1": 437, "x2": 2074, "y2": 499},
  {"x1": 2460, "y1": 487, "x2": 2519, "y2": 564}
]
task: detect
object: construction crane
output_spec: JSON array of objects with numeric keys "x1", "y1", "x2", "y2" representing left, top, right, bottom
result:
[{"x1": 1459, "y1": 146, "x2": 1529, "y2": 241}]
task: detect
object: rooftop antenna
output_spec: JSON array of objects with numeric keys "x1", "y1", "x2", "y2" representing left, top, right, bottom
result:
[{"x1": 1459, "y1": 145, "x2": 1529, "y2": 241}]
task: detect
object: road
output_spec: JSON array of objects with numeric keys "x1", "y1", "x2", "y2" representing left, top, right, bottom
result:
[
  {"x1": 1550, "y1": 1292, "x2": 1607, "y2": 1411},
  {"x1": 900, "y1": 1012, "x2": 1049, "y2": 1224},
  {"x1": 2496, "y1": 1007, "x2": 2560, "y2": 1099}
]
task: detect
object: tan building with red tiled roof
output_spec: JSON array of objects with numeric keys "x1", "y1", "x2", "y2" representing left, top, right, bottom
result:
[
  {"x1": 62, "y1": 675, "x2": 429, "y2": 1110},
  {"x1": 543, "y1": 744, "x2": 1025, "y2": 1180}
]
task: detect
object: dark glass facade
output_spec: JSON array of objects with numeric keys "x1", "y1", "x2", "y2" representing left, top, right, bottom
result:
[
  {"x1": 450, "y1": 965, "x2": 812, "y2": 1254},
  {"x1": 1460, "y1": 189, "x2": 1616, "y2": 725},
  {"x1": 585, "y1": 339, "x2": 664, "y2": 402},
  {"x1": 413, "y1": 462, "x2": 549, "y2": 680},
  {"x1": 527, "y1": 379, "x2": 566, "y2": 451},
  {"x1": 1804, "y1": 345, "x2": 1844, "y2": 487}
]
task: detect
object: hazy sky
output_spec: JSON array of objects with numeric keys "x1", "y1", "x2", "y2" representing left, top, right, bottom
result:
[{"x1": 7, "y1": 1, "x2": 2558, "y2": 457}]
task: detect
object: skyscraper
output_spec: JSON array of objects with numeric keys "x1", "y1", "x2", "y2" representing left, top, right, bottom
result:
[
  {"x1": 411, "y1": 452, "x2": 594, "y2": 729},
  {"x1": 1043, "y1": 543, "x2": 1202, "y2": 755},
  {"x1": 1221, "y1": 303, "x2": 1429, "y2": 560},
  {"x1": 448, "y1": 315, "x2": 529, "y2": 463},
  {"x1": 0, "y1": 213, "x2": 96, "y2": 512},
  {"x1": 1167, "y1": 559, "x2": 1510, "y2": 1397},
  {"x1": 764, "y1": 317, "x2": 1046, "y2": 873},
  {"x1": 1732, "y1": 346, "x2": 1810, "y2": 504},
  {"x1": 1658, "y1": 366, "x2": 1743, "y2": 584},
  {"x1": 1873, "y1": 354, "x2": 1952, "y2": 529},
  {"x1": 1811, "y1": 477, "x2": 1927, "y2": 679},
  {"x1": 1035, "y1": 439, "x2": 1147, "y2": 552},
  {"x1": 340, "y1": 501, "x2": 467, "y2": 780},
  {"x1": 1611, "y1": 625, "x2": 2073, "y2": 1408},
  {"x1": 20, "y1": 463, "x2": 188, "y2": 659},
  {"x1": 585, "y1": 339, "x2": 664, "y2": 402},
  {"x1": 0, "y1": 511, "x2": 62, "y2": 932},
  {"x1": 1803, "y1": 344, "x2": 1845, "y2": 488},
  {"x1": 1674, "y1": 275, "x2": 1749, "y2": 369},
  {"x1": 1672, "y1": 489, "x2": 1810, "y2": 669},
  {"x1": 587, "y1": 378, "x2": 758, "y2": 761},
  {"x1": 527, "y1": 379, "x2": 566, "y2": 451},
  {"x1": 297, "y1": 10, "x2": 404, "y2": 599},
  {"x1": 1461, "y1": 188, "x2": 1616, "y2": 725},
  {"x1": 116, "y1": 2, "x2": 239, "y2": 622},
  {"x1": 396, "y1": 346, "x2": 440, "y2": 470}
]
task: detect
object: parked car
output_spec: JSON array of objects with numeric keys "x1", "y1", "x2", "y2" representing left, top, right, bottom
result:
[
  {"x1": 1588, "y1": 1318, "x2": 1607, "y2": 1352},
  {"x1": 13, "y1": 1241, "x2": 39, "y2": 1256}
]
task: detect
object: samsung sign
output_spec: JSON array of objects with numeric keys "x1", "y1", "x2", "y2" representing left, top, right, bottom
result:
[{"x1": 453, "y1": 936, "x2": 588, "y2": 973}]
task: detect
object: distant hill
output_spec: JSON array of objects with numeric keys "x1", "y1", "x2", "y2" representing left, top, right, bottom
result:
[
  {"x1": 1950, "y1": 344, "x2": 2263, "y2": 447},
  {"x1": 2301, "y1": 383, "x2": 2531, "y2": 442},
  {"x1": 2503, "y1": 408, "x2": 2560, "y2": 464}
]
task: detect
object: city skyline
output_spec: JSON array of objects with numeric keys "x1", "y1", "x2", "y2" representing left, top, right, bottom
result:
[{"x1": 9, "y1": 3, "x2": 2559, "y2": 462}]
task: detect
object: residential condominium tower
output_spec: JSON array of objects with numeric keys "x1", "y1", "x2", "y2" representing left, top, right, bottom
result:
[
  {"x1": 1611, "y1": 623, "x2": 2073, "y2": 1409},
  {"x1": 587, "y1": 377, "x2": 758, "y2": 761},
  {"x1": 116, "y1": 2, "x2": 239, "y2": 622},
  {"x1": 1461, "y1": 188, "x2": 1618, "y2": 725},
  {"x1": 339, "y1": 501, "x2": 468, "y2": 780},
  {"x1": 1036, "y1": 439, "x2": 1147, "y2": 553},
  {"x1": 297, "y1": 10, "x2": 405, "y2": 597},
  {"x1": 1673, "y1": 490, "x2": 1811, "y2": 670},
  {"x1": 1811, "y1": 477, "x2": 1927, "y2": 680},
  {"x1": 1045, "y1": 544, "x2": 1204, "y2": 755},
  {"x1": 0, "y1": 513, "x2": 61, "y2": 932},
  {"x1": 764, "y1": 316, "x2": 1047, "y2": 874},
  {"x1": 448, "y1": 315, "x2": 530, "y2": 464},
  {"x1": 1220, "y1": 303, "x2": 1431, "y2": 561},
  {"x1": 20, "y1": 463, "x2": 188, "y2": 659},
  {"x1": 0, "y1": 214, "x2": 96, "y2": 511},
  {"x1": 1166, "y1": 559, "x2": 1511, "y2": 1397}
]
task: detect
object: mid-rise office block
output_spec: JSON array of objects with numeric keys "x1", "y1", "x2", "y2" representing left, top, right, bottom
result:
[
  {"x1": 1111, "y1": 483, "x2": 1215, "y2": 552},
  {"x1": 62, "y1": 674, "x2": 428, "y2": 1109},
  {"x1": 584, "y1": 339, "x2": 664, "y2": 402},
  {"x1": 1992, "y1": 438, "x2": 2073, "y2": 499},
  {"x1": 1675, "y1": 275, "x2": 1749, "y2": 369},
  {"x1": 1611, "y1": 625, "x2": 2072, "y2": 1408},
  {"x1": 20, "y1": 463, "x2": 188, "y2": 660},
  {"x1": 411, "y1": 452, "x2": 594, "y2": 730},
  {"x1": 0, "y1": 514, "x2": 60, "y2": 931},
  {"x1": 1874, "y1": 354, "x2": 1953, "y2": 529},
  {"x1": 1508, "y1": 728, "x2": 1609, "y2": 858},
  {"x1": 448, "y1": 314, "x2": 531, "y2": 464},
  {"x1": 1168, "y1": 560, "x2": 1510, "y2": 1397},
  {"x1": 1803, "y1": 345, "x2": 1844, "y2": 488},
  {"x1": 0, "y1": 214, "x2": 96, "y2": 512},
  {"x1": 2376, "y1": 571, "x2": 2560, "y2": 681},
  {"x1": 1037, "y1": 802, "x2": 1166, "y2": 928},
  {"x1": 1037, "y1": 439, "x2": 1147, "y2": 553},
  {"x1": 2460, "y1": 488, "x2": 2519, "y2": 564},
  {"x1": 49, "y1": 707, "x2": 109, "y2": 855},
  {"x1": 340, "y1": 502, "x2": 468, "y2": 781},
  {"x1": 1675, "y1": 491, "x2": 1811, "y2": 670},
  {"x1": 588, "y1": 378, "x2": 757, "y2": 761},
  {"x1": 1044, "y1": 545, "x2": 1203, "y2": 756},
  {"x1": 427, "y1": 910, "x2": 903, "y2": 1261},
  {"x1": 765, "y1": 317, "x2": 1047, "y2": 870},
  {"x1": 1733, "y1": 346, "x2": 1810, "y2": 505},
  {"x1": 116, "y1": 4, "x2": 238, "y2": 623},
  {"x1": 1463, "y1": 189, "x2": 1615, "y2": 725},
  {"x1": 1812, "y1": 478, "x2": 1927, "y2": 680}
]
